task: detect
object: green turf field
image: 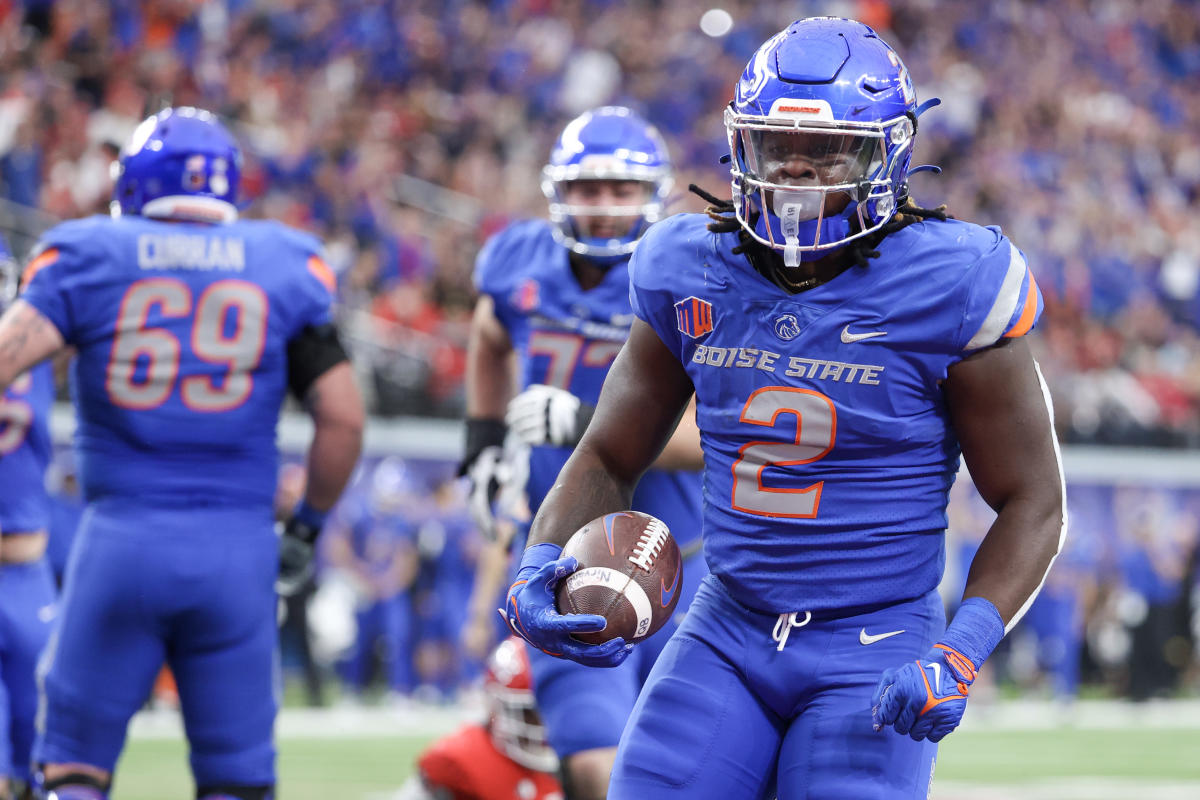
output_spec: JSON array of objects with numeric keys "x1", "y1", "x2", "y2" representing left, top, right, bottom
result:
[{"x1": 110, "y1": 713, "x2": 1200, "y2": 800}]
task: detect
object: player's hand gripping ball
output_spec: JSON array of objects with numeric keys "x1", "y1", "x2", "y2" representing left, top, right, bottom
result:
[{"x1": 555, "y1": 511, "x2": 683, "y2": 645}]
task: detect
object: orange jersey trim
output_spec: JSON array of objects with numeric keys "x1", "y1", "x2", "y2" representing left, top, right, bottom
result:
[
  {"x1": 21, "y1": 248, "x2": 60, "y2": 286},
  {"x1": 306, "y1": 256, "x2": 336, "y2": 294},
  {"x1": 1004, "y1": 270, "x2": 1039, "y2": 339}
]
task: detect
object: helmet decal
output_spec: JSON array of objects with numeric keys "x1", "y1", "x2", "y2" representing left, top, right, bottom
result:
[{"x1": 112, "y1": 107, "x2": 242, "y2": 224}]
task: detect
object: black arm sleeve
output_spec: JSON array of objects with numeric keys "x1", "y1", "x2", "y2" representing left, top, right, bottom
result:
[{"x1": 286, "y1": 323, "x2": 350, "y2": 400}]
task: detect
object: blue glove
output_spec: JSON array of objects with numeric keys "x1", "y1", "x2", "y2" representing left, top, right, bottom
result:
[
  {"x1": 503, "y1": 542, "x2": 634, "y2": 668},
  {"x1": 871, "y1": 597, "x2": 1004, "y2": 742}
]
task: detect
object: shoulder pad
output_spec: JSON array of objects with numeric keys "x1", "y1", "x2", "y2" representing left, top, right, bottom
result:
[{"x1": 474, "y1": 219, "x2": 552, "y2": 295}]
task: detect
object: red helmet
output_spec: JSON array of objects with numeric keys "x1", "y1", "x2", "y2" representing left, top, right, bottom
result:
[{"x1": 484, "y1": 637, "x2": 558, "y2": 772}]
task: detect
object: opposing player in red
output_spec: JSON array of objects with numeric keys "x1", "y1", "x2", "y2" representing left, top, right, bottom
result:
[{"x1": 395, "y1": 637, "x2": 562, "y2": 800}]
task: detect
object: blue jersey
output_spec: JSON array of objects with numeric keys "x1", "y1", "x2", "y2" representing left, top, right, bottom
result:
[
  {"x1": 0, "y1": 362, "x2": 54, "y2": 533},
  {"x1": 20, "y1": 215, "x2": 335, "y2": 506},
  {"x1": 475, "y1": 220, "x2": 701, "y2": 539},
  {"x1": 630, "y1": 214, "x2": 1044, "y2": 614},
  {"x1": 334, "y1": 495, "x2": 418, "y2": 577}
]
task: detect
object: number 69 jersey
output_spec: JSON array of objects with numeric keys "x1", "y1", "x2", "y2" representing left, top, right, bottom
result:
[
  {"x1": 19, "y1": 215, "x2": 335, "y2": 506},
  {"x1": 630, "y1": 213, "x2": 1043, "y2": 615}
]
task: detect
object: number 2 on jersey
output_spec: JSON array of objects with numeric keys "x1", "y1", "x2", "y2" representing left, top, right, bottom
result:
[
  {"x1": 106, "y1": 278, "x2": 268, "y2": 412},
  {"x1": 731, "y1": 387, "x2": 837, "y2": 518}
]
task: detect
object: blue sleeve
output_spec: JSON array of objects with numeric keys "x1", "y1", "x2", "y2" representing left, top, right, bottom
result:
[
  {"x1": 473, "y1": 226, "x2": 522, "y2": 334},
  {"x1": 628, "y1": 219, "x2": 687, "y2": 363},
  {"x1": 956, "y1": 227, "x2": 1044, "y2": 352},
  {"x1": 271, "y1": 224, "x2": 335, "y2": 340},
  {"x1": 18, "y1": 220, "x2": 104, "y2": 343}
]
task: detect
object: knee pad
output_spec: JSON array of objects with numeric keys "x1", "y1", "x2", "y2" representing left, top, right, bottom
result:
[{"x1": 196, "y1": 785, "x2": 273, "y2": 800}]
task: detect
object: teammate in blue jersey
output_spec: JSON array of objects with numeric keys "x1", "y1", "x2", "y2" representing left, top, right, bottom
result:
[
  {"x1": 461, "y1": 106, "x2": 705, "y2": 799},
  {"x1": 505, "y1": 18, "x2": 1067, "y2": 800},
  {"x1": 0, "y1": 107, "x2": 364, "y2": 800},
  {"x1": 0, "y1": 235, "x2": 58, "y2": 799}
]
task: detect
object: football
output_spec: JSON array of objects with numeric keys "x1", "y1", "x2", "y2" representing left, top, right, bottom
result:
[{"x1": 555, "y1": 511, "x2": 683, "y2": 645}]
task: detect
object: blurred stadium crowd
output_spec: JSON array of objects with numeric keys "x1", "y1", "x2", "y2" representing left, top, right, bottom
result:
[
  {"x1": 3, "y1": 0, "x2": 1200, "y2": 704},
  {"x1": 3, "y1": 0, "x2": 1200, "y2": 442}
]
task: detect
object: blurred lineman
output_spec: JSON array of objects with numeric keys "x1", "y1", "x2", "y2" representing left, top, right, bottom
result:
[
  {"x1": 461, "y1": 106, "x2": 704, "y2": 799},
  {"x1": 0, "y1": 235, "x2": 57, "y2": 800},
  {"x1": 393, "y1": 637, "x2": 562, "y2": 800},
  {"x1": 0, "y1": 108, "x2": 364, "y2": 800},
  {"x1": 325, "y1": 458, "x2": 420, "y2": 700},
  {"x1": 505, "y1": 18, "x2": 1065, "y2": 800}
]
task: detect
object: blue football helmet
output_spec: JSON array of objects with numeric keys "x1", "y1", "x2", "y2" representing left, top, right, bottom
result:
[
  {"x1": 542, "y1": 106, "x2": 673, "y2": 261},
  {"x1": 727, "y1": 17, "x2": 919, "y2": 266},
  {"x1": 111, "y1": 107, "x2": 241, "y2": 224}
]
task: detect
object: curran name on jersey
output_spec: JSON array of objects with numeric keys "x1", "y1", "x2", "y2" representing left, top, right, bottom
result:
[{"x1": 137, "y1": 233, "x2": 246, "y2": 271}]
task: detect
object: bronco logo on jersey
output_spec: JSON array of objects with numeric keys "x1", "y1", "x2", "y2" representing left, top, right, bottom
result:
[
  {"x1": 773, "y1": 313, "x2": 801, "y2": 341},
  {"x1": 674, "y1": 296, "x2": 713, "y2": 339},
  {"x1": 511, "y1": 278, "x2": 539, "y2": 312}
]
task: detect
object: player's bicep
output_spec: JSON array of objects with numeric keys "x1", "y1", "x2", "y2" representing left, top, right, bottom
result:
[
  {"x1": 0, "y1": 299, "x2": 65, "y2": 390},
  {"x1": 582, "y1": 318, "x2": 694, "y2": 483},
  {"x1": 466, "y1": 295, "x2": 515, "y2": 418},
  {"x1": 944, "y1": 337, "x2": 1059, "y2": 512},
  {"x1": 303, "y1": 360, "x2": 364, "y2": 430}
]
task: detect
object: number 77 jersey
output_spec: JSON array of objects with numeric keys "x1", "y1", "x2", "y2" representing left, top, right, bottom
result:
[
  {"x1": 19, "y1": 215, "x2": 336, "y2": 506},
  {"x1": 629, "y1": 212, "x2": 1043, "y2": 615}
]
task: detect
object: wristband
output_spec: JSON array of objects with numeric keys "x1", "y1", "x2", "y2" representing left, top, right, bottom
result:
[
  {"x1": 937, "y1": 596, "x2": 1005, "y2": 670},
  {"x1": 460, "y1": 417, "x2": 508, "y2": 475},
  {"x1": 291, "y1": 500, "x2": 328, "y2": 541},
  {"x1": 514, "y1": 542, "x2": 564, "y2": 582}
]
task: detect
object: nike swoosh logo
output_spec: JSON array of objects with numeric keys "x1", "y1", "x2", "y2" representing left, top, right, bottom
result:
[
  {"x1": 859, "y1": 628, "x2": 905, "y2": 645},
  {"x1": 926, "y1": 661, "x2": 942, "y2": 689},
  {"x1": 660, "y1": 568, "x2": 680, "y2": 607},
  {"x1": 602, "y1": 512, "x2": 633, "y2": 556},
  {"x1": 841, "y1": 325, "x2": 888, "y2": 344}
]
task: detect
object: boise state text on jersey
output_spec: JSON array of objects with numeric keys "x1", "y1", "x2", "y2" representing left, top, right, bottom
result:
[
  {"x1": 0, "y1": 362, "x2": 54, "y2": 533},
  {"x1": 19, "y1": 215, "x2": 335, "y2": 506},
  {"x1": 475, "y1": 219, "x2": 700, "y2": 535},
  {"x1": 629, "y1": 213, "x2": 1043, "y2": 614}
]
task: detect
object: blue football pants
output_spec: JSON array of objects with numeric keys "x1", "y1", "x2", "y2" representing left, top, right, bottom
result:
[
  {"x1": 34, "y1": 500, "x2": 279, "y2": 786},
  {"x1": 0, "y1": 559, "x2": 56, "y2": 782},
  {"x1": 609, "y1": 575, "x2": 944, "y2": 800}
]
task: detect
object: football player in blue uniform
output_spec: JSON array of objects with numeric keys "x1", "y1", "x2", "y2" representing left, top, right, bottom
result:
[
  {"x1": 462, "y1": 106, "x2": 705, "y2": 799},
  {"x1": 505, "y1": 19, "x2": 1067, "y2": 800},
  {"x1": 0, "y1": 107, "x2": 364, "y2": 800},
  {"x1": 0, "y1": 234, "x2": 58, "y2": 799}
]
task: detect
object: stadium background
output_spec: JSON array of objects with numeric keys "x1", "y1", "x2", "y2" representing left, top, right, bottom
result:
[{"x1": 2, "y1": 0, "x2": 1200, "y2": 796}]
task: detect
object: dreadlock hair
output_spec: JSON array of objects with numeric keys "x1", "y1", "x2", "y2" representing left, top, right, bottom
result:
[{"x1": 688, "y1": 183, "x2": 950, "y2": 292}]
